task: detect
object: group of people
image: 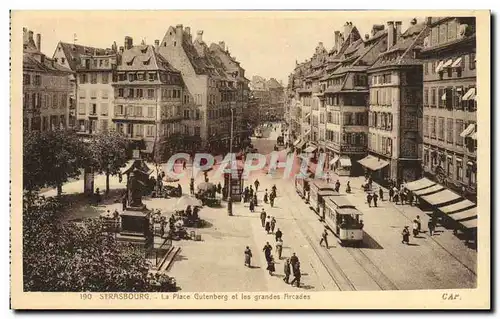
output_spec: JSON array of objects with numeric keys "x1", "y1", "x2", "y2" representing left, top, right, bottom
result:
[
  {"x1": 263, "y1": 185, "x2": 277, "y2": 207},
  {"x1": 389, "y1": 184, "x2": 416, "y2": 206},
  {"x1": 243, "y1": 184, "x2": 258, "y2": 211}
]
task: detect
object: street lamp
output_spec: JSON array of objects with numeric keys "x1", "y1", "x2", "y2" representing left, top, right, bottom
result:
[{"x1": 227, "y1": 106, "x2": 235, "y2": 216}]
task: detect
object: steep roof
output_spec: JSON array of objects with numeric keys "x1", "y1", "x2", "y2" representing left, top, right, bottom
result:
[
  {"x1": 57, "y1": 42, "x2": 112, "y2": 71},
  {"x1": 118, "y1": 45, "x2": 179, "y2": 72},
  {"x1": 267, "y1": 78, "x2": 283, "y2": 89},
  {"x1": 369, "y1": 22, "x2": 429, "y2": 70},
  {"x1": 24, "y1": 52, "x2": 73, "y2": 74}
]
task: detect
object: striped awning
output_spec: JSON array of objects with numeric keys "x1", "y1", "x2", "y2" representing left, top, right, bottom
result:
[
  {"x1": 448, "y1": 207, "x2": 477, "y2": 222},
  {"x1": 358, "y1": 155, "x2": 389, "y2": 171},
  {"x1": 442, "y1": 59, "x2": 453, "y2": 68},
  {"x1": 293, "y1": 138, "x2": 302, "y2": 147},
  {"x1": 460, "y1": 124, "x2": 475, "y2": 138},
  {"x1": 304, "y1": 145, "x2": 317, "y2": 153},
  {"x1": 339, "y1": 157, "x2": 352, "y2": 167},
  {"x1": 460, "y1": 218, "x2": 477, "y2": 229},
  {"x1": 451, "y1": 57, "x2": 462, "y2": 68},
  {"x1": 420, "y1": 189, "x2": 461, "y2": 206},
  {"x1": 405, "y1": 177, "x2": 436, "y2": 191},
  {"x1": 462, "y1": 87, "x2": 476, "y2": 101},
  {"x1": 329, "y1": 157, "x2": 339, "y2": 166},
  {"x1": 435, "y1": 60, "x2": 444, "y2": 73},
  {"x1": 413, "y1": 184, "x2": 445, "y2": 196},
  {"x1": 439, "y1": 199, "x2": 476, "y2": 214}
]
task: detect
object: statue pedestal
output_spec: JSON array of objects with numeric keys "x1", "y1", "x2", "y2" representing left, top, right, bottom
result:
[{"x1": 117, "y1": 205, "x2": 150, "y2": 246}]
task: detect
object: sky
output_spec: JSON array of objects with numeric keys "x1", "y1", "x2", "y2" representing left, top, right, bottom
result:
[{"x1": 15, "y1": 11, "x2": 425, "y2": 85}]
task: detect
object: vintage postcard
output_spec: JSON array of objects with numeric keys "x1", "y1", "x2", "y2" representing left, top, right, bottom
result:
[{"x1": 10, "y1": 10, "x2": 491, "y2": 310}]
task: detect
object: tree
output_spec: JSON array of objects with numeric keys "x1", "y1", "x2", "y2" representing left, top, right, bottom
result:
[
  {"x1": 88, "y1": 131, "x2": 129, "y2": 194},
  {"x1": 23, "y1": 194, "x2": 176, "y2": 292},
  {"x1": 23, "y1": 129, "x2": 90, "y2": 195}
]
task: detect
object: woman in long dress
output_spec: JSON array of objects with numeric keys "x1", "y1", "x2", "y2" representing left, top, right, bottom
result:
[
  {"x1": 266, "y1": 256, "x2": 276, "y2": 275},
  {"x1": 244, "y1": 246, "x2": 252, "y2": 267}
]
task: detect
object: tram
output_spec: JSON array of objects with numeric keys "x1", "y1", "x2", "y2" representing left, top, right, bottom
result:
[
  {"x1": 295, "y1": 176, "x2": 311, "y2": 203},
  {"x1": 309, "y1": 180, "x2": 339, "y2": 221},
  {"x1": 324, "y1": 196, "x2": 364, "y2": 246}
]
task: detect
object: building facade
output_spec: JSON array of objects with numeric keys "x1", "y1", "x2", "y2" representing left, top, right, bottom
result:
[
  {"x1": 364, "y1": 19, "x2": 429, "y2": 185},
  {"x1": 113, "y1": 41, "x2": 185, "y2": 158},
  {"x1": 249, "y1": 76, "x2": 285, "y2": 123},
  {"x1": 23, "y1": 28, "x2": 74, "y2": 132},
  {"x1": 420, "y1": 17, "x2": 477, "y2": 201}
]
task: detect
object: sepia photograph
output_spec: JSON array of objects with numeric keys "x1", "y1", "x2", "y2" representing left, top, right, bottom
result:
[{"x1": 10, "y1": 10, "x2": 490, "y2": 310}]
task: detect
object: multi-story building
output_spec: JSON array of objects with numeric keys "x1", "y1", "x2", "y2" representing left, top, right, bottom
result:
[
  {"x1": 363, "y1": 19, "x2": 429, "y2": 185},
  {"x1": 113, "y1": 39, "x2": 185, "y2": 158},
  {"x1": 420, "y1": 17, "x2": 477, "y2": 201},
  {"x1": 266, "y1": 78, "x2": 285, "y2": 121},
  {"x1": 323, "y1": 22, "x2": 386, "y2": 176},
  {"x1": 53, "y1": 41, "x2": 118, "y2": 136},
  {"x1": 23, "y1": 28, "x2": 74, "y2": 132},
  {"x1": 158, "y1": 25, "x2": 250, "y2": 153}
]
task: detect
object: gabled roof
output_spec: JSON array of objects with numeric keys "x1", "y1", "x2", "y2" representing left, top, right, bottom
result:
[
  {"x1": 57, "y1": 42, "x2": 112, "y2": 71},
  {"x1": 118, "y1": 45, "x2": 179, "y2": 73},
  {"x1": 24, "y1": 52, "x2": 73, "y2": 74},
  {"x1": 267, "y1": 78, "x2": 282, "y2": 89},
  {"x1": 369, "y1": 22, "x2": 429, "y2": 70}
]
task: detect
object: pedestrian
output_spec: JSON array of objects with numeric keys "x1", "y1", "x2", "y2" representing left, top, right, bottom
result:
[
  {"x1": 276, "y1": 239, "x2": 283, "y2": 259},
  {"x1": 283, "y1": 259, "x2": 291, "y2": 284},
  {"x1": 95, "y1": 188, "x2": 102, "y2": 205},
  {"x1": 264, "y1": 190, "x2": 269, "y2": 204},
  {"x1": 319, "y1": 228, "x2": 329, "y2": 248},
  {"x1": 367, "y1": 193, "x2": 373, "y2": 207},
  {"x1": 290, "y1": 262, "x2": 301, "y2": 287},
  {"x1": 290, "y1": 252, "x2": 299, "y2": 269},
  {"x1": 253, "y1": 194, "x2": 258, "y2": 206},
  {"x1": 244, "y1": 246, "x2": 252, "y2": 267},
  {"x1": 393, "y1": 190, "x2": 399, "y2": 204},
  {"x1": 408, "y1": 191, "x2": 414, "y2": 206},
  {"x1": 402, "y1": 226, "x2": 410, "y2": 244},
  {"x1": 412, "y1": 219, "x2": 419, "y2": 237},
  {"x1": 183, "y1": 161, "x2": 187, "y2": 170},
  {"x1": 177, "y1": 183, "x2": 182, "y2": 196},
  {"x1": 118, "y1": 172, "x2": 123, "y2": 183},
  {"x1": 272, "y1": 184, "x2": 277, "y2": 196},
  {"x1": 266, "y1": 256, "x2": 276, "y2": 276},
  {"x1": 346, "y1": 181, "x2": 351, "y2": 193},
  {"x1": 217, "y1": 182, "x2": 222, "y2": 195},
  {"x1": 254, "y1": 179, "x2": 260, "y2": 193},
  {"x1": 416, "y1": 215, "x2": 422, "y2": 232},
  {"x1": 428, "y1": 219, "x2": 435, "y2": 236},
  {"x1": 249, "y1": 185, "x2": 254, "y2": 198},
  {"x1": 263, "y1": 242, "x2": 272, "y2": 262},
  {"x1": 260, "y1": 209, "x2": 266, "y2": 227},
  {"x1": 373, "y1": 192, "x2": 379, "y2": 207},
  {"x1": 335, "y1": 180, "x2": 341, "y2": 193},
  {"x1": 388, "y1": 187, "x2": 394, "y2": 202},
  {"x1": 190, "y1": 178, "x2": 195, "y2": 195},
  {"x1": 121, "y1": 194, "x2": 127, "y2": 211},
  {"x1": 270, "y1": 196, "x2": 275, "y2": 208},
  {"x1": 270, "y1": 217, "x2": 276, "y2": 233},
  {"x1": 244, "y1": 187, "x2": 249, "y2": 203},
  {"x1": 325, "y1": 171, "x2": 330, "y2": 184},
  {"x1": 379, "y1": 187, "x2": 384, "y2": 201},
  {"x1": 275, "y1": 228, "x2": 283, "y2": 241},
  {"x1": 249, "y1": 199, "x2": 255, "y2": 213},
  {"x1": 265, "y1": 216, "x2": 271, "y2": 234}
]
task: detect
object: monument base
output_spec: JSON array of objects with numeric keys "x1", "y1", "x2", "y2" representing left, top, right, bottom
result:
[{"x1": 120, "y1": 205, "x2": 150, "y2": 238}]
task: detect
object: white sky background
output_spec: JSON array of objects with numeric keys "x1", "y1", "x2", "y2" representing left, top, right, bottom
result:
[{"x1": 22, "y1": 11, "x2": 422, "y2": 85}]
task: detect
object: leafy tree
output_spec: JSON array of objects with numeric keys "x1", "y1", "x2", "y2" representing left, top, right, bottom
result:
[
  {"x1": 23, "y1": 194, "x2": 176, "y2": 292},
  {"x1": 23, "y1": 129, "x2": 90, "y2": 195},
  {"x1": 88, "y1": 131, "x2": 129, "y2": 194}
]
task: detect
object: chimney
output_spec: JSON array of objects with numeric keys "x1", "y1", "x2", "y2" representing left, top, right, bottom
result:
[
  {"x1": 119, "y1": 46, "x2": 124, "y2": 54},
  {"x1": 387, "y1": 21, "x2": 395, "y2": 50},
  {"x1": 176, "y1": 24, "x2": 183, "y2": 36},
  {"x1": 395, "y1": 21, "x2": 402, "y2": 39},
  {"x1": 343, "y1": 22, "x2": 352, "y2": 43},
  {"x1": 154, "y1": 39, "x2": 160, "y2": 46},
  {"x1": 426, "y1": 17, "x2": 433, "y2": 26},
  {"x1": 36, "y1": 33, "x2": 41, "y2": 51},
  {"x1": 365, "y1": 34, "x2": 370, "y2": 40},
  {"x1": 334, "y1": 31, "x2": 340, "y2": 52},
  {"x1": 124, "y1": 36, "x2": 133, "y2": 50},
  {"x1": 218, "y1": 41, "x2": 225, "y2": 51},
  {"x1": 411, "y1": 18, "x2": 417, "y2": 25},
  {"x1": 196, "y1": 30, "x2": 204, "y2": 42},
  {"x1": 185, "y1": 26, "x2": 191, "y2": 35}
]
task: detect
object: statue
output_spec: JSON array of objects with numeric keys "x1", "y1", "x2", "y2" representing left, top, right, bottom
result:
[{"x1": 127, "y1": 169, "x2": 146, "y2": 208}]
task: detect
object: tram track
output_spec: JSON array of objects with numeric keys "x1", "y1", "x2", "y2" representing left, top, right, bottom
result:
[
  {"x1": 345, "y1": 247, "x2": 398, "y2": 290},
  {"x1": 283, "y1": 185, "x2": 356, "y2": 291}
]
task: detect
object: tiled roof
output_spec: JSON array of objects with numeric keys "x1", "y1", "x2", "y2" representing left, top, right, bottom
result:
[
  {"x1": 370, "y1": 23, "x2": 429, "y2": 70},
  {"x1": 306, "y1": 68, "x2": 325, "y2": 79},
  {"x1": 58, "y1": 42, "x2": 111, "y2": 71},
  {"x1": 24, "y1": 52, "x2": 73, "y2": 74},
  {"x1": 343, "y1": 39, "x2": 364, "y2": 55},
  {"x1": 182, "y1": 36, "x2": 209, "y2": 75},
  {"x1": 267, "y1": 78, "x2": 282, "y2": 89},
  {"x1": 118, "y1": 45, "x2": 179, "y2": 72}
]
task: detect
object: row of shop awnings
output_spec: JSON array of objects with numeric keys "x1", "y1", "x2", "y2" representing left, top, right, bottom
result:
[
  {"x1": 357, "y1": 155, "x2": 389, "y2": 171},
  {"x1": 293, "y1": 138, "x2": 305, "y2": 149},
  {"x1": 460, "y1": 123, "x2": 477, "y2": 140},
  {"x1": 435, "y1": 57, "x2": 464, "y2": 73},
  {"x1": 405, "y1": 177, "x2": 477, "y2": 229}
]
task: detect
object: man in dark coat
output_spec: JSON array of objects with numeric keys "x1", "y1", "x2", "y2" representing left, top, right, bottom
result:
[
  {"x1": 260, "y1": 209, "x2": 267, "y2": 227},
  {"x1": 388, "y1": 187, "x2": 394, "y2": 202},
  {"x1": 290, "y1": 252, "x2": 299, "y2": 269},
  {"x1": 254, "y1": 179, "x2": 260, "y2": 192},
  {"x1": 190, "y1": 178, "x2": 195, "y2": 195},
  {"x1": 275, "y1": 228, "x2": 283, "y2": 242},
  {"x1": 283, "y1": 258, "x2": 291, "y2": 284},
  {"x1": 290, "y1": 262, "x2": 301, "y2": 287},
  {"x1": 379, "y1": 187, "x2": 384, "y2": 201},
  {"x1": 319, "y1": 228, "x2": 329, "y2": 248},
  {"x1": 373, "y1": 193, "x2": 379, "y2": 207},
  {"x1": 262, "y1": 242, "x2": 272, "y2": 262}
]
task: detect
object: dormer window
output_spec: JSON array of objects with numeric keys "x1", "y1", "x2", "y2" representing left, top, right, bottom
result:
[{"x1": 141, "y1": 47, "x2": 147, "y2": 54}]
